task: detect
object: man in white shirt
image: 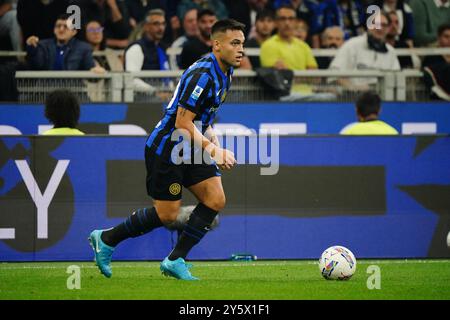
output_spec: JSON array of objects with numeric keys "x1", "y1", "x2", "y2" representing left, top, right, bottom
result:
[
  {"x1": 329, "y1": 10, "x2": 400, "y2": 90},
  {"x1": 124, "y1": 9, "x2": 169, "y2": 94}
]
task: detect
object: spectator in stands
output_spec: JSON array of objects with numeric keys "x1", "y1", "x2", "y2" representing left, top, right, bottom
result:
[
  {"x1": 223, "y1": 0, "x2": 268, "y2": 39},
  {"x1": 169, "y1": 8, "x2": 199, "y2": 70},
  {"x1": 85, "y1": 20, "x2": 108, "y2": 69},
  {"x1": 273, "y1": 0, "x2": 321, "y2": 47},
  {"x1": 75, "y1": 0, "x2": 132, "y2": 49},
  {"x1": 373, "y1": 0, "x2": 415, "y2": 49},
  {"x1": 423, "y1": 24, "x2": 450, "y2": 101},
  {"x1": 318, "y1": 0, "x2": 365, "y2": 41},
  {"x1": 42, "y1": 89, "x2": 85, "y2": 136},
  {"x1": 25, "y1": 14, "x2": 103, "y2": 72},
  {"x1": 0, "y1": 0, "x2": 21, "y2": 52},
  {"x1": 124, "y1": 9, "x2": 169, "y2": 93},
  {"x1": 17, "y1": 0, "x2": 70, "y2": 43},
  {"x1": 409, "y1": 0, "x2": 450, "y2": 47},
  {"x1": 125, "y1": 9, "x2": 169, "y2": 71},
  {"x1": 329, "y1": 11, "x2": 400, "y2": 89},
  {"x1": 293, "y1": 18, "x2": 309, "y2": 42},
  {"x1": 244, "y1": 0, "x2": 272, "y2": 38},
  {"x1": 126, "y1": 0, "x2": 177, "y2": 25},
  {"x1": 423, "y1": 24, "x2": 450, "y2": 69},
  {"x1": 179, "y1": 9, "x2": 216, "y2": 69},
  {"x1": 260, "y1": 5, "x2": 318, "y2": 97},
  {"x1": 126, "y1": 0, "x2": 181, "y2": 45},
  {"x1": 316, "y1": 26, "x2": 344, "y2": 69},
  {"x1": 245, "y1": 9, "x2": 275, "y2": 69},
  {"x1": 260, "y1": 5, "x2": 317, "y2": 71},
  {"x1": 385, "y1": 11, "x2": 416, "y2": 69},
  {"x1": 86, "y1": 21, "x2": 106, "y2": 52},
  {"x1": 177, "y1": 0, "x2": 228, "y2": 21},
  {"x1": 341, "y1": 91, "x2": 398, "y2": 135}
]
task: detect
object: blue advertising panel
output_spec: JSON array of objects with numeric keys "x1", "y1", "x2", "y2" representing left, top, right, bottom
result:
[
  {"x1": 1, "y1": 135, "x2": 449, "y2": 261},
  {"x1": 1, "y1": 102, "x2": 450, "y2": 135}
]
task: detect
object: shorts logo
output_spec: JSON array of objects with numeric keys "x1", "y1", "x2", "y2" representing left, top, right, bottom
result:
[
  {"x1": 191, "y1": 85, "x2": 204, "y2": 101},
  {"x1": 169, "y1": 183, "x2": 181, "y2": 195}
]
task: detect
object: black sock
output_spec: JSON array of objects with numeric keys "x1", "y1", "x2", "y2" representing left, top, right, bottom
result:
[
  {"x1": 101, "y1": 207, "x2": 163, "y2": 247},
  {"x1": 168, "y1": 203, "x2": 218, "y2": 261}
]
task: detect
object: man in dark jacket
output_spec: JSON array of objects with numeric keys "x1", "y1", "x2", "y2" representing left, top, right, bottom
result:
[
  {"x1": 25, "y1": 14, "x2": 99, "y2": 71},
  {"x1": 423, "y1": 23, "x2": 450, "y2": 101},
  {"x1": 179, "y1": 9, "x2": 217, "y2": 69}
]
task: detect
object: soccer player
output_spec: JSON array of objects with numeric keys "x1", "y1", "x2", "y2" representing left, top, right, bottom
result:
[{"x1": 89, "y1": 19, "x2": 245, "y2": 280}]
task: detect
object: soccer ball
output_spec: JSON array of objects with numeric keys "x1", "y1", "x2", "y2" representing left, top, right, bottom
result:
[
  {"x1": 447, "y1": 231, "x2": 450, "y2": 248},
  {"x1": 318, "y1": 246, "x2": 356, "y2": 280}
]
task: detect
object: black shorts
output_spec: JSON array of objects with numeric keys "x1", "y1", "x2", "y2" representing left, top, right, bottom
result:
[{"x1": 145, "y1": 145, "x2": 220, "y2": 201}]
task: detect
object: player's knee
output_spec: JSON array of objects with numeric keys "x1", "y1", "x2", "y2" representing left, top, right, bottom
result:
[
  {"x1": 154, "y1": 203, "x2": 180, "y2": 224},
  {"x1": 204, "y1": 193, "x2": 226, "y2": 212},
  {"x1": 157, "y1": 210, "x2": 179, "y2": 224}
]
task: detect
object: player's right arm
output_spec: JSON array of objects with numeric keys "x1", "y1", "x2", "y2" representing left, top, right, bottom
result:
[
  {"x1": 175, "y1": 107, "x2": 236, "y2": 170},
  {"x1": 175, "y1": 72, "x2": 236, "y2": 169}
]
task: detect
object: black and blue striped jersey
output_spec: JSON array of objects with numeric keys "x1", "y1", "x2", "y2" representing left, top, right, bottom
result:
[{"x1": 146, "y1": 53, "x2": 233, "y2": 158}]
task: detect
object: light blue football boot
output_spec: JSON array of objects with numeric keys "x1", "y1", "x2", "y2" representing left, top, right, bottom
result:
[
  {"x1": 88, "y1": 230, "x2": 114, "y2": 278},
  {"x1": 160, "y1": 257, "x2": 199, "y2": 280}
]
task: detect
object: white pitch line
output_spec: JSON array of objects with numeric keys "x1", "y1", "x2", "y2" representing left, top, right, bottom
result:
[{"x1": 0, "y1": 260, "x2": 448, "y2": 270}]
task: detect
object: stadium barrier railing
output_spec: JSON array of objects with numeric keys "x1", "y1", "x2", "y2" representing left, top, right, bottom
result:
[
  {"x1": 395, "y1": 69, "x2": 429, "y2": 102},
  {"x1": 15, "y1": 69, "x2": 425, "y2": 103},
  {"x1": 7, "y1": 46, "x2": 450, "y2": 103},
  {"x1": 124, "y1": 69, "x2": 395, "y2": 102},
  {"x1": 15, "y1": 71, "x2": 123, "y2": 103}
]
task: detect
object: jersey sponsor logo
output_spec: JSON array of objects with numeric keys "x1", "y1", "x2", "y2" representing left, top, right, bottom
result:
[
  {"x1": 169, "y1": 183, "x2": 181, "y2": 195},
  {"x1": 191, "y1": 85, "x2": 204, "y2": 101}
]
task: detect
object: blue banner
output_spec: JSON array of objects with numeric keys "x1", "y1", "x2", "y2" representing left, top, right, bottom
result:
[
  {"x1": 1, "y1": 102, "x2": 450, "y2": 135},
  {"x1": 1, "y1": 136, "x2": 449, "y2": 261}
]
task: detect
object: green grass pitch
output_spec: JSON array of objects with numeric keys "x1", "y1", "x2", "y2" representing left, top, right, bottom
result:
[{"x1": 0, "y1": 260, "x2": 449, "y2": 300}]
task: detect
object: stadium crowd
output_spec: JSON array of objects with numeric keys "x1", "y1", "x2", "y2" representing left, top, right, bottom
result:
[{"x1": 0, "y1": 0, "x2": 449, "y2": 100}]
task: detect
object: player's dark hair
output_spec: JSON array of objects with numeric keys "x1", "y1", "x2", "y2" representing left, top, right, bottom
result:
[
  {"x1": 211, "y1": 19, "x2": 246, "y2": 37},
  {"x1": 45, "y1": 90, "x2": 80, "y2": 128},
  {"x1": 355, "y1": 91, "x2": 382, "y2": 118},
  {"x1": 438, "y1": 23, "x2": 450, "y2": 37},
  {"x1": 198, "y1": 8, "x2": 216, "y2": 21}
]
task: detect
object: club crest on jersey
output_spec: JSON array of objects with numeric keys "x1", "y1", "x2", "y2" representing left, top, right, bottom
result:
[{"x1": 191, "y1": 85, "x2": 204, "y2": 101}]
